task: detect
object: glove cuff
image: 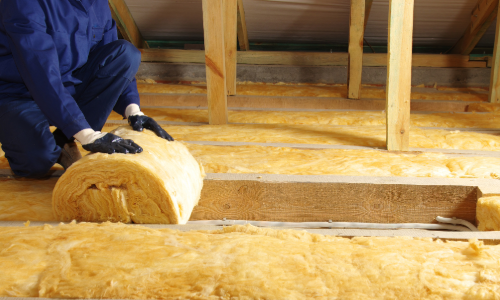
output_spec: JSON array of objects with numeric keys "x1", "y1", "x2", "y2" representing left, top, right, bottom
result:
[
  {"x1": 74, "y1": 128, "x2": 107, "y2": 145},
  {"x1": 125, "y1": 104, "x2": 144, "y2": 118}
]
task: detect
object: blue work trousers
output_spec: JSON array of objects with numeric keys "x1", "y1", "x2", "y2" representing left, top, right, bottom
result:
[{"x1": 0, "y1": 40, "x2": 141, "y2": 178}]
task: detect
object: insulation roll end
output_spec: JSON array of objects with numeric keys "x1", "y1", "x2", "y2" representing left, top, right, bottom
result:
[{"x1": 52, "y1": 126, "x2": 205, "y2": 224}]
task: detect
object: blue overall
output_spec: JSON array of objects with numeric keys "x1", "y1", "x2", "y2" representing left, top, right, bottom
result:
[{"x1": 0, "y1": 0, "x2": 141, "y2": 177}]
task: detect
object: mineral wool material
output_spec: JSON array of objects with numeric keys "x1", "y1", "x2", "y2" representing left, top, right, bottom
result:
[
  {"x1": 52, "y1": 127, "x2": 205, "y2": 224},
  {"x1": 477, "y1": 196, "x2": 500, "y2": 231},
  {"x1": 0, "y1": 222, "x2": 499, "y2": 299}
]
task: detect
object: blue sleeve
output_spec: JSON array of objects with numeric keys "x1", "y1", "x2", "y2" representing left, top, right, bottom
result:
[
  {"x1": 113, "y1": 77, "x2": 141, "y2": 117},
  {"x1": 93, "y1": 18, "x2": 141, "y2": 117},
  {"x1": 1, "y1": 0, "x2": 90, "y2": 138}
]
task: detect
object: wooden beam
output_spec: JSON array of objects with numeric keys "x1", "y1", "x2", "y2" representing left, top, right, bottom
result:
[
  {"x1": 140, "y1": 49, "x2": 487, "y2": 68},
  {"x1": 348, "y1": 0, "x2": 366, "y2": 99},
  {"x1": 386, "y1": 0, "x2": 414, "y2": 151},
  {"x1": 140, "y1": 49, "x2": 205, "y2": 63},
  {"x1": 470, "y1": 54, "x2": 494, "y2": 67},
  {"x1": 364, "y1": 0, "x2": 373, "y2": 30},
  {"x1": 450, "y1": 0, "x2": 498, "y2": 55},
  {"x1": 138, "y1": 94, "x2": 473, "y2": 113},
  {"x1": 202, "y1": 0, "x2": 228, "y2": 125},
  {"x1": 108, "y1": 0, "x2": 148, "y2": 49},
  {"x1": 224, "y1": 0, "x2": 238, "y2": 96},
  {"x1": 191, "y1": 174, "x2": 481, "y2": 224},
  {"x1": 237, "y1": 0, "x2": 250, "y2": 51},
  {"x1": 489, "y1": 6, "x2": 500, "y2": 103}
]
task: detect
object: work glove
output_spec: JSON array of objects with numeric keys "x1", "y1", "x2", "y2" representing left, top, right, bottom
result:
[
  {"x1": 125, "y1": 104, "x2": 174, "y2": 141},
  {"x1": 75, "y1": 128, "x2": 143, "y2": 154}
]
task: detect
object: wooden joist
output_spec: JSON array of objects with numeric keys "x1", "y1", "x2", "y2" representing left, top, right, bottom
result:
[
  {"x1": 489, "y1": 5, "x2": 500, "y2": 103},
  {"x1": 450, "y1": 0, "x2": 498, "y2": 55},
  {"x1": 386, "y1": 0, "x2": 414, "y2": 151},
  {"x1": 348, "y1": 0, "x2": 366, "y2": 99},
  {"x1": 108, "y1": 0, "x2": 148, "y2": 49},
  {"x1": 224, "y1": 0, "x2": 238, "y2": 96},
  {"x1": 237, "y1": 0, "x2": 250, "y2": 51},
  {"x1": 202, "y1": 0, "x2": 228, "y2": 125},
  {"x1": 140, "y1": 49, "x2": 487, "y2": 68},
  {"x1": 194, "y1": 174, "x2": 500, "y2": 224}
]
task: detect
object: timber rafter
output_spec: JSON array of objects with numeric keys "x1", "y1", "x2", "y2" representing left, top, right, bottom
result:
[
  {"x1": 108, "y1": 0, "x2": 149, "y2": 49},
  {"x1": 450, "y1": 0, "x2": 498, "y2": 55}
]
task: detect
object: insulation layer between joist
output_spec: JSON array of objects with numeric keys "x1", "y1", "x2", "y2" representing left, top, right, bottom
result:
[
  {"x1": 120, "y1": 124, "x2": 500, "y2": 152},
  {"x1": 1, "y1": 223, "x2": 500, "y2": 299},
  {"x1": 136, "y1": 82, "x2": 489, "y2": 103},
  {"x1": 2, "y1": 143, "x2": 500, "y2": 179},
  {"x1": 108, "y1": 107, "x2": 500, "y2": 129}
]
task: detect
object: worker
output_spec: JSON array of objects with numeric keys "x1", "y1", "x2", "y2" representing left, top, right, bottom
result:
[{"x1": 0, "y1": 0, "x2": 173, "y2": 178}]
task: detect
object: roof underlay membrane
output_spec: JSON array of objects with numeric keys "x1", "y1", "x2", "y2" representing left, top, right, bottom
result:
[{"x1": 125, "y1": 0, "x2": 496, "y2": 48}]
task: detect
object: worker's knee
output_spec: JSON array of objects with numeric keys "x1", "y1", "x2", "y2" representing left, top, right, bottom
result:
[
  {"x1": 109, "y1": 40, "x2": 141, "y2": 78},
  {"x1": 8, "y1": 148, "x2": 60, "y2": 178}
]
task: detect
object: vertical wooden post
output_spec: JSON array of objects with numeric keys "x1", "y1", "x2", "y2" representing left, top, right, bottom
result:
[
  {"x1": 224, "y1": 0, "x2": 238, "y2": 96},
  {"x1": 202, "y1": 0, "x2": 228, "y2": 125},
  {"x1": 489, "y1": 5, "x2": 500, "y2": 103},
  {"x1": 348, "y1": 0, "x2": 366, "y2": 99},
  {"x1": 386, "y1": 0, "x2": 414, "y2": 151},
  {"x1": 237, "y1": 0, "x2": 250, "y2": 51}
]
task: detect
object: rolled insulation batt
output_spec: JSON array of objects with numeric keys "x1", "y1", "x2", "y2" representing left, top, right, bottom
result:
[
  {"x1": 477, "y1": 196, "x2": 500, "y2": 231},
  {"x1": 52, "y1": 126, "x2": 205, "y2": 224}
]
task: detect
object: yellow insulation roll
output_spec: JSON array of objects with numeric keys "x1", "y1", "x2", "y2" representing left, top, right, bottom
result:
[{"x1": 52, "y1": 126, "x2": 205, "y2": 224}]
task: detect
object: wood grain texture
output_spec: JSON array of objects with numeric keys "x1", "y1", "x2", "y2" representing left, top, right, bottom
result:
[
  {"x1": 489, "y1": 6, "x2": 500, "y2": 103},
  {"x1": 224, "y1": 0, "x2": 238, "y2": 96},
  {"x1": 450, "y1": 0, "x2": 498, "y2": 55},
  {"x1": 138, "y1": 94, "x2": 472, "y2": 112},
  {"x1": 192, "y1": 179, "x2": 477, "y2": 224},
  {"x1": 348, "y1": 0, "x2": 365, "y2": 99},
  {"x1": 108, "y1": 0, "x2": 148, "y2": 49},
  {"x1": 386, "y1": 0, "x2": 414, "y2": 151},
  {"x1": 202, "y1": 0, "x2": 228, "y2": 125},
  {"x1": 237, "y1": 0, "x2": 250, "y2": 51},
  {"x1": 139, "y1": 49, "x2": 486, "y2": 68}
]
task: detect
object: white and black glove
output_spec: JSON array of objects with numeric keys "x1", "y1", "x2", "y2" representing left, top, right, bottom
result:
[
  {"x1": 74, "y1": 128, "x2": 143, "y2": 154},
  {"x1": 125, "y1": 104, "x2": 174, "y2": 141}
]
